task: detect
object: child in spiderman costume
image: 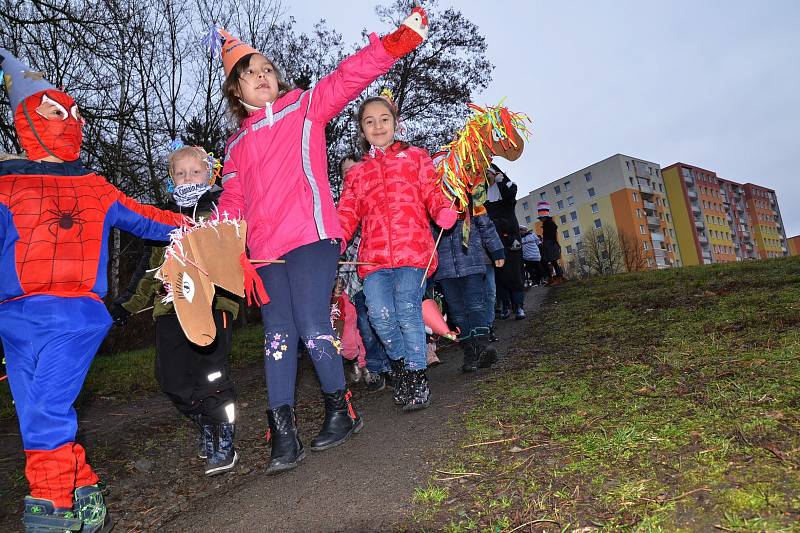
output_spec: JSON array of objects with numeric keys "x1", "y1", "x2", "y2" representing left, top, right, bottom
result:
[{"x1": 0, "y1": 48, "x2": 188, "y2": 533}]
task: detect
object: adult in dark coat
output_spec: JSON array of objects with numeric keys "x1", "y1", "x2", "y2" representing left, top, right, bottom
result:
[{"x1": 485, "y1": 164, "x2": 526, "y2": 319}]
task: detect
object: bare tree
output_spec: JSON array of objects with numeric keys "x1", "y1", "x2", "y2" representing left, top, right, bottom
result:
[
  {"x1": 575, "y1": 227, "x2": 625, "y2": 278},
  {"x1": 618, "y1": 230, "x2": 647, "y2": 272}
]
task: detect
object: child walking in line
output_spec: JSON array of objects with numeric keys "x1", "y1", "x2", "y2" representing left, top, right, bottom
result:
[
  {"x1": 213, "y1": 8, "x2": 430, "y2": 473},
  {"x1": 337, "y1": 93, "x2": 458, "y2": 411},
  {"x1": 112, "y1": 145, "x2": 239, "y2": 476},
  {"x1": 521, "y1": 226, "x2": 544, "y2": 286}
]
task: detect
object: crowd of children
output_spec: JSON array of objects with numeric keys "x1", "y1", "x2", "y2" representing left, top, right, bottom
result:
[{"x1": 0, "y1": 8, "x2": 563, "y2": 531}]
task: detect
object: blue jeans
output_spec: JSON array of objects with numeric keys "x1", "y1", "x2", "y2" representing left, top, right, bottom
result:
[
  {"x1": 352, "y1": 289, "x2": 390, "y2": 373},
  {"x1": 484, "y1": 266, "x2": 496, "y2": 325},
  {"x1": 362, "y1": 267, "x2": 427, "y2": 370},
  {"x1": 439, "y1": 273, "x2": 489, "y2": 340},
  {"x1": 258, "y1": 240, "x2": 346, "y2": 408}
]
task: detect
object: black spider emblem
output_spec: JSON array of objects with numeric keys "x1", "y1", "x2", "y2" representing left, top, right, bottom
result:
[{"x1": 43, "y1": 201, "x2": 86, "y2": 237}]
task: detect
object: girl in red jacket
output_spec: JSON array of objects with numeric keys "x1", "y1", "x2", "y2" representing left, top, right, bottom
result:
[{"x1": 337, "y1": 94, "x2": 458, "y2": 411}]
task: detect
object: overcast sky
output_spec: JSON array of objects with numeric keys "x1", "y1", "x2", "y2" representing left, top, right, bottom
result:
[{"x1": 293, "y1": 1, "x2": 800, "y2": 234}]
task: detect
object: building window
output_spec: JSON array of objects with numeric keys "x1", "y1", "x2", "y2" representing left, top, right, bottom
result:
[
  {"x1": 626, "y1": 161, "x2": 631, "y2": 170},
  {"x1": 591, "y1": 203, "x2": 599, "y2": 213},
  {"x1": 666, "y1": 213, "x2": 671, "y2": 222},
  {"x1": 588, "y1": 187, "x2": 596, "y2": 198},
  {"x1": 636, "y1": 209, "x2": 641, "y2": 218},
  {"x1": 563, "y1": 230, "x2": 570, "y2": 239},
  {"x1": 564, "y1": 181, "x2": 572, "y2": 191},
  {"x1": 566, "y1": 245, "x2": 574, "y2": 254},
  {"x1": 643, "y1": 241, "x2": 649, "y2": 250},
  {"x1": 540, "y1": 192, "x2": 546, "y2": 200},
  {"x1": 632, "y1": 192, "x2": 638, "y2": 202},
  {"x1": 577, "y1": 241, "x2": 584, "y2": 251},
  {"x1": 560, "y1": 215, "x2": 567, "y2": 224},
  {"x1": 570, "y1": 211, "x2": 578, "y2": 221},
  {"x1": 522, "y1": 201, "x2": 529, "y2": 211},
  {"x1": 554, "y1": 185, "x2": 561, "y2": 195},
  {"x1": 567, "y1": 196, "x2": 575, "y2": 206},
  {"x1": 573, "y1": 226, "x2": 581, "y2": 236},
  {"x1": 557, "y1": 200, "x2": 564, "y2": 210},
  {"x1": 525, "y1": 215, "x2": 531, "y2": 223},
  {"x1": 585, "y1": 172, "x2": 593, "y2": 182},
  {"x1": 640, "y1": 225, "x2": 645, "y2": 234},
  {"x1": 629, "y1": 177, "x2": 635, "y2": 186},
  {"x1": 597, "y1": 233, "x2": 605, "y2": 243},
  {"x1": 594, "y1": 218, "x2": 602, "y2": 229},
  {"x1": 659, "y1": 184, "x2": 663, "y2": 192}
]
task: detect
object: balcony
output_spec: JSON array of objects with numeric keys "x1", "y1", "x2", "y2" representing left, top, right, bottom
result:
[
  {"x1": 736, "y1": 203, "x2": 744, "y2": 212},
  {"x1": 691, "y1": 203, "x2": 701, "y2": 215},
  {"x1": 687, "y1": 189, "x2": 698, "y2": 199},
  {"x1": 643, "y1": 200, "x2": 656, "y2": 211},
  {"x1": 651, "y1": 232, "x2": 665, "y2": 242},
  {"x1": 646, "y1": 216, "x2": 661, "y2": 228},
  {"x1": 741, "y1": 230, "x2": 750, "y2": 238},
  {"x1": 695, "y1": 219, "x2": 705, "y2": 229},
  {"x1": 684, "y1": 175, "x2": 694, "y2": 186},
  {"x1": 638, "y1": 182, "x2": 654, "y2": 195},
  {"x1": 698, "y1": 234, "x2": 708, "y2": 244}
]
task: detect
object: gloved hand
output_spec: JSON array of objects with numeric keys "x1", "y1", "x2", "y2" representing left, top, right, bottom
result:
[
  {"x1": 109, "y1": 302, "x2": 132, "y2": 326},
  {"x1": 435, "y1": 207, "x2": 459, "y2": 230},
  {"x1": 381, "y1": 6, "x2": 429, "y2": 58}
]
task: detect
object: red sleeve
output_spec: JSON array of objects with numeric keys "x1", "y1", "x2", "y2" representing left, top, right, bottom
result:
[{"x1": 416, "y1": 149, "x2": 450, "y2": 219}]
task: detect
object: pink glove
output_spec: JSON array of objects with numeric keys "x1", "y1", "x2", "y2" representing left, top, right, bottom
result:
[
  {"x1": 435, "y1": 207, "x2": 458, "y2": 230},
  {"x1": 381, "y1": 7, "x2": 429, "y2": 58}
]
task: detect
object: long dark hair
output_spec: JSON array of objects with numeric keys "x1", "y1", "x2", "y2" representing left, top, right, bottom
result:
[{"x1": 222, "y1": 53, "x2": 293, "y2": 126}]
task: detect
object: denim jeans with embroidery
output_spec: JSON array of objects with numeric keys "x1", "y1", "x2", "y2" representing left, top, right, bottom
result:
[
  {"x1": 258, "y1": 240, "x2": 346, "y2": 408},
  {"x1": 362, "y1": 267, "x2": 427, "y2": 370},
  {"x1": 352, "y1": 289, "x2": 390, "y2": 374}
]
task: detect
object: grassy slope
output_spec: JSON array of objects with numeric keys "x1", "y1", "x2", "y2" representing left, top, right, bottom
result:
[
  {"x1": 413, "y1": 258, "x2": 800, "y2": 532},
  {"x1": 0, "y1": 324, "x2": 265, "y2": 419}
]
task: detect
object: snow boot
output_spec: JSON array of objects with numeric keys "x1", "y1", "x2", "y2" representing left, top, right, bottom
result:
[
  {"x1": 205, "y1": 423, "x2": 238, "y2": 476},
  {"x1": 403, "y1": 369, "x2": 431, "y2": 412},
  {"x1": 266, "y1": 405, "x2": 305, "y2": 474},
  {"x1": 461, "y1": 338, "x2": 478, "y2": 373},
  {"x1": 73, "y1": 484, "x2": 113, "y2": 533},
  {"x1": 309, "y1": 390, "x2": 363, "y2": 451},
  {"x1": 22, "y1": 497, "x2": 82, "y2": 533}
]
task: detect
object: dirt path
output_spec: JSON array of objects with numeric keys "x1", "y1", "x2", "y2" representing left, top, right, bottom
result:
[{"x1": 0, "y1": 289, "x2": 546, "y2": 532}]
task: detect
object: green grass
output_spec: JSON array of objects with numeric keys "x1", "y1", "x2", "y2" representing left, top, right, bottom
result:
[
  {"x1": 413, "y1": 257, "x2": 800, "y2": 532},
  {"x1": 1, "y1": 323, "x2": 265, "y2": 419}
]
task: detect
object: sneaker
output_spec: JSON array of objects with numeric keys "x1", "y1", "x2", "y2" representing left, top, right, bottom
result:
[
  {"x1": 346, "y1": 362, "x2": 363, "y2": 383},
  {"x1": 403, "y1": 369, "x2": 431, "y2": 412},
  {"x1": 364, "y1": 370, "x2": 386, "y2": 392},
  {"x1": 498, "y1": 307, "x2": 511, "y2": 320},
  {"x1": 73, "y1": 484, "x2": 114, "y2": 533},
  {"x1": 24, "y1": 496, "x2": 83, "y2": 532},
  {"x1": 515, "y1": 306, "x2": 526, "y2": 320}
]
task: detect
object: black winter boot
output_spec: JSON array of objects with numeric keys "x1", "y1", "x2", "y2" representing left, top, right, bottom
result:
[
  {"x1": 461, "y1": 339, "x2": 478, "y2": 373},
  {"x1": 205, "y1": 423, "x2": 238, "y2": 476},
  {"x1": 73, "y1": 484, "x2": 113, "y2": 533},
  {"x1": 403, "y1": 369, "x2": 431, "y2": 412},
  {"x1": 23, "y1": 496, "x2": 82, "y2": 532},
  {"x1": 189, "y1": 414, "x2": 207, "y2": 459},
  {"x1": 309, "y1": 389, "x2": 363, "y2": 451},
  {"x1": 391, "y1": 359, "x2": 410, "y2": 405},
  {"x1": 475, "y1": 333, "x2": 498, "y2": 369},
  {"x1": 266, "y1": 405, "x2": 305, "y2": 474}
]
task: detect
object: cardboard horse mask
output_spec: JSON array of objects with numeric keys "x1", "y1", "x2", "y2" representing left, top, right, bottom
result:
[{"x1": 157, "y1": 219, "x2": 267, "y2": 346}]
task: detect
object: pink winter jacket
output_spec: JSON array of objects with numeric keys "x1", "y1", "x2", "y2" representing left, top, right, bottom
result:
[{"x1": 217, "y1": 34, "x2": 397, "y2": 260}]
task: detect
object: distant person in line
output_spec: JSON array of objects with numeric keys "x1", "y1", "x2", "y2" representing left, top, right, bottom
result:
[
  {"x1": 112, "y1": 145, "x2": 239, "y2": 477},
  {"x1": 485, "y1": 164, "x2": 527, "y2": 320},
  {"x1": 521, "y1": 226, "x2": 544, "y2": 286},
  {"x1": 536, "y1": 201, "x2": 565, "y2": 284}
]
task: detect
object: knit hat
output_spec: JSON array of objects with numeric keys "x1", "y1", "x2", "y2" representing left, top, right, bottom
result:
[
  {"x1": 0, "y1": 47, "x2": 55, "y2": 113},
  {"x1": 536, "y1": 201, "x2": 551, "y2": 218}
]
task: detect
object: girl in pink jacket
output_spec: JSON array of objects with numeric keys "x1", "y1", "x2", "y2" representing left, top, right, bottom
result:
[
  {"x1": 337, "y1": 94, "x2": 458, "y2": 412},
  {"x1": 214, "y1": 9, "x2": 430, "y2": 474}
]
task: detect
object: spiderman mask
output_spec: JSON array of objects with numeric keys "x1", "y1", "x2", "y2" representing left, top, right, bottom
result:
[{"x1": 14, "y1": 89, "x2": 83, "y2": 162}]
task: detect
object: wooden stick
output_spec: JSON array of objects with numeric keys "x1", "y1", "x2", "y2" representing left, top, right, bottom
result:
[
  {"x1": 421, "y1": 198, "x2": 457, "y2": 287},
  {"x1": 250, "y1": 259, "x2": 377, "y2": 266},
  {"x1": 462, "y1": 436, "x2": 518, "y2": 448},
  {"x1": 134, "y1": 305, "x2": 154, "y2": 315}
]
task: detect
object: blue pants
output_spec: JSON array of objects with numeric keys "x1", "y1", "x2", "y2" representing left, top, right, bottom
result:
[
  {"x1": 258, "y1": 240, "x2": 346, "y2": 408},
  {"x1": 484, "y1": 267, "x2": 496, "y2": 325},
  {"x1": 0, "y1": 295, "x2": 111, "y2": 451},
  {"x1": 362, "y1": 267, "x2": 427, "y2": 370},
  {"x1": 352, "y1": 290, "x2": 390, "y2": 374},
  {"x1": 439, "y1": 273, "x2": 489, "y2": 339}
]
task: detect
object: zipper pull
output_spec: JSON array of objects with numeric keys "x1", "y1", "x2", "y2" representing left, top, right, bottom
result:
[{"x1": 266, "y1": 101, "x2": 274, "y2": 127}]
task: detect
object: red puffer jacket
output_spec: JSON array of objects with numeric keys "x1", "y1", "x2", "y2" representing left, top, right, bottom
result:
[{"x1": 338, "y1": 142, "x2": 451, "y2": 279}]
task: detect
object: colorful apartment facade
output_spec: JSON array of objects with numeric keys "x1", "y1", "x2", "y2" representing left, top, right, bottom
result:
[
  {"x1": 788, "y1": 236, "x2": 800, "y2": 256},
  {"x1": 515, "y1": 154, "x2": 680, "y2": 271},
  {"x1": 662, "y1": 163, "x2": 788, "y2": 264}
]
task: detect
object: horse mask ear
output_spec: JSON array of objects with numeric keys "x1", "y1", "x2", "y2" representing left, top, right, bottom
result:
[{"x1": 481, "y1": 121, "x2": 524, "y2": 161}]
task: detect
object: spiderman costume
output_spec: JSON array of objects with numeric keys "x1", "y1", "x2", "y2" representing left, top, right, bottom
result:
[{"x1": 0, "y1": 47, "x2": 186, "y2": 532}]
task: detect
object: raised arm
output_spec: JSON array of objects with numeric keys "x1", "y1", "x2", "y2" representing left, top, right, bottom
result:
[{"x1": 309, "y1": 7, "x2": 429, "y2": 123}]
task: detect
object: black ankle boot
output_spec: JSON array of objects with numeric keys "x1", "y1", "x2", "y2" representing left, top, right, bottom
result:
[
  {"x1": 310, "y1": 389, "x2": 363, "y2": 451},
  {"x1": 461, "y1": 339, "x2": 478, "y2": 373},
  {"x1": 266, "y1": 405, "x2": 305, "y2": 474},
  {"x1": 404, "y1": 369, "x2": 431, "y2": 411},
  {"x1": 475, "y1": 334, "x2": 498, "y2": 368},
  {"x1": 390, "y1": 359, "x2": 409, "y2": 405}
]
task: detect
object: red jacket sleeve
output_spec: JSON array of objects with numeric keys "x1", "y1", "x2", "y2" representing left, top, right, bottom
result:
[
  {"x1": 416, "y1": 149, "x2": 450, "y2": 220},
  {"x1": 308, "y1": 33, "x2": 397, "y2": 124},
  {"x1": 337, "y1": 169, "x2": 363, "y2": 243}
]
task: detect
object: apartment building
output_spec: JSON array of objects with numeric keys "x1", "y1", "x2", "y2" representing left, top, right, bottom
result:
[
  {"x1": 787, "y1": 236, "x2": 800, "y2": 256},
  {"x1": 662, "y1": 163, "x2": 788, "y2": 264},
  {"x1": 516, "y1": 154, "x2": 680, "y2": 271}
]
